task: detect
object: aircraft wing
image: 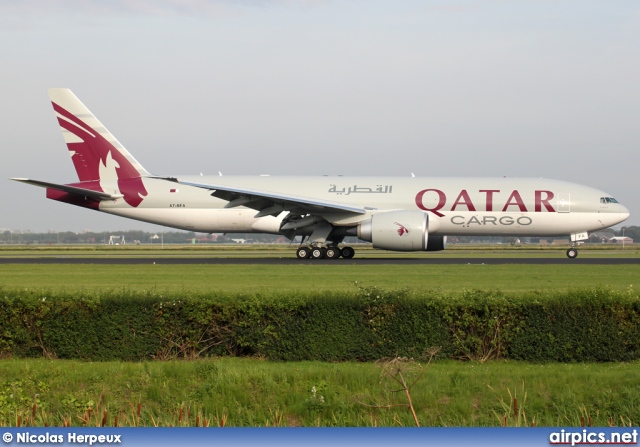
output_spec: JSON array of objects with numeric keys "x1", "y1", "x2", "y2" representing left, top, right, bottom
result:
[
  {"x1": 11, "y1": 178, "x2": 123, "y2": 201},
  {"x1": 164, "y1": 178, "x2": 368, "y2": 217}
]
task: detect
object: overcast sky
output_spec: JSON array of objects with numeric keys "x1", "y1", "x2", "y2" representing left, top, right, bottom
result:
[{"x1": 2, "y1": 0, "x2": 639, "y2": 232}]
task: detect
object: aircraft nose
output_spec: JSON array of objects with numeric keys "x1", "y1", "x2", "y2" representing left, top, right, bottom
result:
[{"x1": 619, "y1": 204, "x2": 630, "y2": 222}]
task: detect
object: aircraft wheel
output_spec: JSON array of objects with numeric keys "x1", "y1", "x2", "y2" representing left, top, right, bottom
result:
[
  {"x1": 341, "y1": 246, "x2": 355, "y2": 259},
  {"x1": 566, "y1": 248, "x2": 578, "y2": 259},
  {"x1": 311, "y1": 247, "x2": 325, "y2": 259},
  {"x1": 325, "y1": 247, "x2": 341, "y2": 259},
  {"x1": 296, "y1": 247, "x2": 311, "y2": 259}
]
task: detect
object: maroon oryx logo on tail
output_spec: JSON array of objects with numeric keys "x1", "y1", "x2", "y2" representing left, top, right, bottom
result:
[
  {"x1": 395, "y1": 222, "x2": 409, "y2": 236},
  {"x1": 52, "y1": 102, "x2": 148, "y2": 207}
]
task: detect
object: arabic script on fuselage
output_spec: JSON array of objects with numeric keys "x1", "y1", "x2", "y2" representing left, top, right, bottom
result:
[{"x1": 328, "y1": 185, "x2": 393, "y2": 195}]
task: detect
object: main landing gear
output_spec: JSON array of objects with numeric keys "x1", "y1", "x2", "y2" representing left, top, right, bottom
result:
[{"x1": 296, "y1": 246, "x2": 356, "y2": 260}]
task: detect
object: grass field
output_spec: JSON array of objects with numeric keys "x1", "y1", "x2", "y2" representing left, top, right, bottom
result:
[
  {"x1": 0, "y1": 243, "x2": 638, "y2": 258},
  {"x1": 1, "y1": 247, "x2": 639, "y2": 427},
  {"x1": 0, "y1": 244, "x2": 638, "y2": 294},
  {"x1": 0, "y1": 264, "x2": 637, "y2": 293},
  {"x1": 1, "y1": 358, "x2": 639, "y2": 427}
]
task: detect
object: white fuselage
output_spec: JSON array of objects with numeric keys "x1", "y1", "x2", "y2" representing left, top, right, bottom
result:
[{"x1": 98, "y1": 176, "x2": 630, "y2": 237}]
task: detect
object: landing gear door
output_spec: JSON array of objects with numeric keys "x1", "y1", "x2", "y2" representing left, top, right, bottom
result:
[
  {"x1": 571, "y1": 232, "x2": 588, "y2": 242},
  {"x1": 557, "y1": 193, "x2": 571, "y2": 213}
]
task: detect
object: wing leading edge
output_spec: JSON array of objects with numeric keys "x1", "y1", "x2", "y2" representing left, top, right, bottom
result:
[{"x1": 164, "y1": 178, "x2": 368, "y2": 217}]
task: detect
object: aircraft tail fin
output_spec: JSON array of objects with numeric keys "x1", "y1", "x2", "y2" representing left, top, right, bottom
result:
[
  {"x1": 48, "y1": 88, "x2": 151, "y2": 182},
  {"x1": 48, "y1": 89, "x2": 150, "y2": 207}
]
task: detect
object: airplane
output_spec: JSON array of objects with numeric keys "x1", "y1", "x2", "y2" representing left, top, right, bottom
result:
[{"x1": 12, "y1": 89, "x2": 630, "y2": 259}]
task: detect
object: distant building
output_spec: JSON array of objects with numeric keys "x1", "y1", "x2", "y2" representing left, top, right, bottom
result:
[
  {"x1": 195, "y1": 234, "x2": 219, "y2": 243},
  {"x1": 589, "y1": 230, "x2": 615, "y2": 243},
  {"x1": 609, "y1": 236, "x2": 633, "y2": 244}
]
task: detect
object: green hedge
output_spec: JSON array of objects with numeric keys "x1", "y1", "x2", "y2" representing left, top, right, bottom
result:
[{"x1": 0, "y1": 287, "x2": 638, "y2": 362}]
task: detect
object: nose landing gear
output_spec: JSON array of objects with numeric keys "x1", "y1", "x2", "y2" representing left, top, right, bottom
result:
[{"x1": 566, "y1": 232, "x2": 588, "y2": 259}]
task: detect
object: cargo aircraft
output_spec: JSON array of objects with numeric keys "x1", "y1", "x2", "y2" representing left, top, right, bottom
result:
[{"x1": 12, "y1": 89, "x2": 630, "y2": 259}]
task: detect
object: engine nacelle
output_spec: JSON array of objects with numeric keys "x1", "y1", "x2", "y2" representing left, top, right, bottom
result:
[{"x1": 357, "y1": 210, "x2": 446, "y2": 252}]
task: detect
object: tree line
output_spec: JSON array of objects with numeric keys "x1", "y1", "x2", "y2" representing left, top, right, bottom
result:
[{"x1": 1, "y1": 226, "x2": 636, "y2": 245}]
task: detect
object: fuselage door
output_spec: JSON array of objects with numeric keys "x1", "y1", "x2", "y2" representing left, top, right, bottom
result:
[{"x1": 557, "y1": 193, "x2": 571, "y2": 213}]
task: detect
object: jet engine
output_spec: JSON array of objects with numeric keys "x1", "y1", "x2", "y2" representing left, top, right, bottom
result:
[{"x1": 357, "y1": 210, "x2": 446, "y2": 252}]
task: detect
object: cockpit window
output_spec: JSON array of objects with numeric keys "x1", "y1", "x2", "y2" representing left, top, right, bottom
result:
[{"x1": 600, "y1": 197, "x2": 619, "y2": 204}]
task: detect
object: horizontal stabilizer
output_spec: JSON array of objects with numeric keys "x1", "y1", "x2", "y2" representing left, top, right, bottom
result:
[{"x1": 11, "y1": 178, "x2": 123, "y2": 201}]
